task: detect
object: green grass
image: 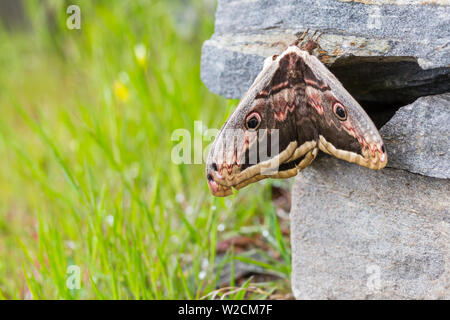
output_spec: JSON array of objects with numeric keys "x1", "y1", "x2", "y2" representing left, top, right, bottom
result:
[{"x1": 0, "y1": 0, "x2": 291, "y2": 299}]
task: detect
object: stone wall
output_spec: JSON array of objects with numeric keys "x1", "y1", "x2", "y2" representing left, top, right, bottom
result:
[
  {"x1": 201, "y1": 0, "x2": 450, "y2": 299},
  {"x1": 291, "y1": 94, "x2": 449, "y2": 299}
]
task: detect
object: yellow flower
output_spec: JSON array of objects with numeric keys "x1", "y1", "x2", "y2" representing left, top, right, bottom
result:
[
  {"x1": 113, "y1": 80, "x2": 129, "y2": 102},
  {"x1": 134, "y1": 43, "x2": 147, "y2": 68}
]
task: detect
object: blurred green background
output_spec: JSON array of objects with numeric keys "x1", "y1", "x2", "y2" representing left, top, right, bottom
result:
[{"x1": 0, "y1": 0, "x2": 291, "y2": 299}]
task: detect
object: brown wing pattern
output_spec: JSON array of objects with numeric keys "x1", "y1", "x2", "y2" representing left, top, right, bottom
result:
[{"x1": 206, "y1": 41, "x2": 386, "y2": 197}]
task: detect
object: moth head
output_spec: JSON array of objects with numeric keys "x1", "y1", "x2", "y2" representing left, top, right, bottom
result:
[{"x1": 305, "y1": 81, "x2": 387, "y2": 170}]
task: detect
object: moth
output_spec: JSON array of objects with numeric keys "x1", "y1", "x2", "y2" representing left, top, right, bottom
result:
[{"x1": 206, "y1": 30, "x2": 387, "y2": 197}]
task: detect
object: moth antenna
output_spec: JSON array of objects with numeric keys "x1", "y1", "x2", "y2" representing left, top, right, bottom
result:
[
  {"x1": 310, "y1": 30, "x2": 318, "y2": 41},
  {"x1": 314, "y1": 32, "x2": 323, "y2": 42},
  {"x1": 293, "y1": 28, "x2": 309, "y2": 47}
]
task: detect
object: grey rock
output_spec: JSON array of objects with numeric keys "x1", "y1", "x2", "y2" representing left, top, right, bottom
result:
[
  {"x1": 201, "y1": 45, "x2": 265, "y2": 100},
  {"x1": 380, "y1": 93, "x2": 450, "y2": 179},
  {"x1": 290, "y1": 155, "x2": 450, "y2": 299},
  {"x1": 201, "y1": 0, "x2": 450, "y2": 102}
]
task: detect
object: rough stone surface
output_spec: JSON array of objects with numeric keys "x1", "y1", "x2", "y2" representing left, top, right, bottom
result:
[
  {"x1": 201, "y1": 0, "x2": 450, "y2": 103},
  {"x1": 291, "y1": 156, "x2": 450, "y2": 299},
  {"x1": 290, "y1": 93, "x2": 450, "y2": 299},
  {"x1": 380, "y1": 93, "x2": 450, "y2": 179}
]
